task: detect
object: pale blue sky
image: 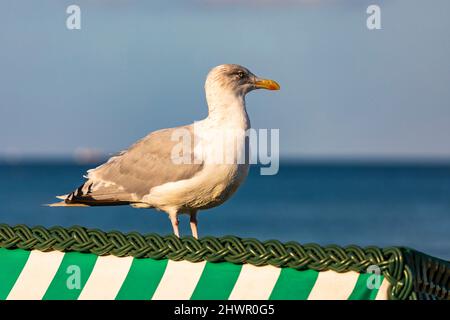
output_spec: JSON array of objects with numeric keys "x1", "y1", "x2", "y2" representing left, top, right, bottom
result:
[{"x1": 1, "y1": 0, "x2": 449, "y2": 160}]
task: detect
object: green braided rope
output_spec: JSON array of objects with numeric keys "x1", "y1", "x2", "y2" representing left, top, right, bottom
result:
[{"x1": 0, "y1": 224, "x2": 413, "y2": 300}]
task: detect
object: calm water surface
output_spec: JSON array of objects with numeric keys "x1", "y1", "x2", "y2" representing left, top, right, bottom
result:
[{"x1": 0, "y1": 162, "x2": 449, "y2": 259}]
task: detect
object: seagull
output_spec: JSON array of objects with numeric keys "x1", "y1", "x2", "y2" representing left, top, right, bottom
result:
[{"x1": 49, "y1": 64, "x2": 280, "y2": 238}]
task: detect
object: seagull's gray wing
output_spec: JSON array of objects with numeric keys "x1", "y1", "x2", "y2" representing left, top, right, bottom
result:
[{"x1": 64, "y1": 125, "x2": 203, "y2": 205}]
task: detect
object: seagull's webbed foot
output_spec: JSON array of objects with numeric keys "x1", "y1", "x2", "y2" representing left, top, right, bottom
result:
[{"x1": 190, "y1": 210, "x2": 198, "y2": 239}]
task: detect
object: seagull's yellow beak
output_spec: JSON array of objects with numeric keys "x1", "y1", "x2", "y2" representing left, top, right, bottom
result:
[{"x1": 254, "y1": 78, "x2": 281, "y2": 90}]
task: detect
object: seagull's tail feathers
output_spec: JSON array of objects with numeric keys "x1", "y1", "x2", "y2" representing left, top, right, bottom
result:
[
  {"x1": 47, "y1": 181, "x2": 133, "y2": 207},
  {"x1": 45, "y1": 201, "x2": 89, "y2": 207}
]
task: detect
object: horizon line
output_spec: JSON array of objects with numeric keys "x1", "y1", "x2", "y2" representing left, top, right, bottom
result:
[{"x1": 1, "y1": 155, "x2": 450, "y2": 166}]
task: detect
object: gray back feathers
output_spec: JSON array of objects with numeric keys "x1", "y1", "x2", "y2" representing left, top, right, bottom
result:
[{"x1": 66, "y1": 125, "x2": 203, "y2": 205}]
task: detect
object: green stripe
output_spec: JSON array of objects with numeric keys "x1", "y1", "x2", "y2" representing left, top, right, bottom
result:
[
  {"x1": 191, "y1": 262, "x2": 242, "y2": 300},
  {"x1": 348, "y1": 273, "x2": 384, "y2": 300},
  {"x1": 115, "y1": 258, "x2": 168, "y2": 300},
  {"x1": 269, "y1": 268, "x2": 319, "y2": 300},
  {"x1": 43, "y1": 252, "x2": 97, "y2": 300},
  {"x1": 0, "y1": 248, "x2": 31, "y2": 300}
]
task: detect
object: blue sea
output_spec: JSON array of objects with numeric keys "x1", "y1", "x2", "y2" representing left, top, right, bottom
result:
[{"x1": 0, "y1": 162, "x2": 449, "y2": 259}]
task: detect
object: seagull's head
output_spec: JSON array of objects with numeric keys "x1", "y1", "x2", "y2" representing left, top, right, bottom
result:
[{"x1": 205, "y1": 64, "x2": 280, "y2": 98}]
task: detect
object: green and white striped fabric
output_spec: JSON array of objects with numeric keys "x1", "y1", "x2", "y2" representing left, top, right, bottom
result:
[{"x1": 0, "y1": 248, "x2": 389, "y2": 300}]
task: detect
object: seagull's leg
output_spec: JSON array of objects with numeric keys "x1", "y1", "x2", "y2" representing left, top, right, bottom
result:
[
  {"x1": 168, "y1": 211, "x2": 180, "y2": 237},
  {"x1": 189, "y1": 210, "x2": 199, "y2": 239}
]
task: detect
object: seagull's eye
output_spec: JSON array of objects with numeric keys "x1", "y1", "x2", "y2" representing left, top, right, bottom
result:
[{"x1": 236, "y1": 71, "x2": 246, "y2": 79}]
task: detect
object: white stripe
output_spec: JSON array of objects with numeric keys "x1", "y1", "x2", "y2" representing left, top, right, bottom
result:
[
  {"x1": 228, "y1": 264, "x2": 281, "y2": 300},
  {"x1": 375, "y1": 278, "x2": 390, "y2": 300},
  {"x1": 152, "y1": 260, "x2": 206, "y2": 300},
  {"x1": 307, "y1": 270, "x2": 360, "y2": 300},
  {"x1": 7, "y1": 250, "x2": 64, "y2": 300},
  {"x1": 78, "y1": 255, "x2": 133, "y2": 300}
]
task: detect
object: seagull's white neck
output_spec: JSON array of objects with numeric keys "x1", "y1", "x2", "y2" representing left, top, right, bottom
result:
[{"x1": 205, "y1": 87, "x2": 250, "y2": 130}]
